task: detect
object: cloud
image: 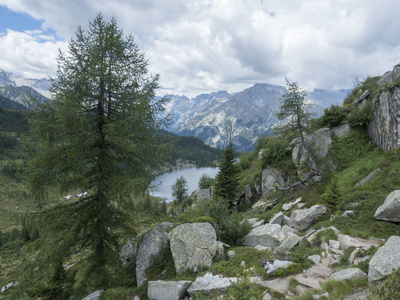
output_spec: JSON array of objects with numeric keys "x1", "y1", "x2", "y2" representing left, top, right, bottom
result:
[{"x1": 1, "y1": 0, "x2": 400, "y2": 96}]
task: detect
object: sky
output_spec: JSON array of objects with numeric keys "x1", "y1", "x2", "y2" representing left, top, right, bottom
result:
[{"x1": 0, "y1": 0, "x2": 400, "y2": 97}]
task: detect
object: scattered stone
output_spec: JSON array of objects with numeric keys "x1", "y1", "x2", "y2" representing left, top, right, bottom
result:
[
  {"x1": 337, "y1": 234, "x2": 380, "y2": 251},
  {"x1": 330, "y1": 268, "x2": 367, "y2": 281},
  {"x1": 169, "y1": 223, "x2": 217, "y2": 275},
  {"x1": 254, "y1": 245, "x2": 271, "y2": 251},
  {"x1": 269, "y1": 212, "x2": 285, "y2": 225},
  {"x1": 348, "y1": 248, "x2": 360, "y2": 265},
  {"x1": 297, "y1": 203, "x2": 306, "y2": 209},
  {"x1": 247, "y1": 218, "x2": 258, "y2": 226},
  {"x1": 252, "y1": 199, "x2": 277, "y2": 214},
  {"x1": 253, "y1": 219, "x2": 265, "y2": 228},
  {"x1": 187, "y1": 273, "x2": 236, "y2": 296},
  {"x1": 354, "y1": 255, "x2": 371, "y2": 265},
  {"x1": 227, "y1": 250, "x2": 236, "y2": 260},
  {"x1": 147, "y1": 280, "x2": 192, "y2": 300},
  {"x1": 294, "y1": 274, "x2": 323, "y2": 289},
  {"x1": 368, "y1": 235, "x2": 400, "y2": 282},
  {"x1": 216, "y1": 241, "x2": 227, "y2": 256},
  {"x1": 276, "y1": 232, "x2": 300, "y2": 252},
  {"x1": 240, "y1": 260, "x2": 246, "y2": 267},
  {"x1": 305, "y1": 265, "x2": 334, "y2": 279},
  {"x1": 82, "y1": 290, "x2": 102, "y2": 300},
  {"x1": 262, "y1": 291, "x2": 273, "y2": 300},
  {"x1": 136, "y1": 222, "x2": 174, "y2": 286},
  {"x1": 314, "y1": 292, "x2": 329, "y2": 299},
  {"x1": 308, "y1": 254, "x2": 322, "y2": 265},
  {"x1": 329, "y1": 239, "x2": 340, "y2": 250},
  {"x1": 263, "y1": 277, "x2": 291, "y2": 294},
  {"x1": 295, "y1": 285, "x2": 308, "y2": 295},
  {"x1": 290, "y1": 205, "x2": 327, "y2": 231},
  {"x1": 1, "y1": 282, "x2": 19, "y2": 293},
  {"x1": 242, "y1": 224, "x2": 281, "y2": 249},
  {"x1": 342, "y1": 210, "x2": 355, "y2": 217},
  {"x1": 282, "y1": 202, "x2": 293, "y2": 211},
  {"x1": 355, "y1": 169, "x2": 380, "y2": 187},
  {"x1": 261, "y1": 259, "x2": 294, "y2": 275},
  {"x1": 374, "y1": 190, "x2": 400, "y2": 222}
]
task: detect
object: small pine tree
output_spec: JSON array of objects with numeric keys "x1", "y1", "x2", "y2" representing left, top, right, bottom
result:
[
  {"x1": 214, "y1": 143, "x2": 240, "y2": 206},
  {"x1": 322, "y1": 175, "x2": 340, "y2": 210}
]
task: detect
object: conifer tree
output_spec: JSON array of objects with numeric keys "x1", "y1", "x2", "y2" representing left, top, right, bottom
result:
[
  {"x1": 171, "y1": 176, "x2": 188, "y2": 204},
  {"x1": 25, "y1": 14, "x2": 169, "y2": 290},
  {"x1": 214, "y1": 143, "x2": 240, "y2": 206}
]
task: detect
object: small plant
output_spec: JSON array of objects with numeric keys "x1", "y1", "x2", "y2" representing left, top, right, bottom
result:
[
  {"x1": 372, "y1": 268, "x2": 400, "y2": 300},
  {"x1": 227, "y1": 269, "x2": 264, "y2": 300}
]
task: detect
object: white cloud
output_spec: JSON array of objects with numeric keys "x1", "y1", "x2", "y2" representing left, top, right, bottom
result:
[{"x1": 1, "y1": 0, "x2": 400, "y2": 96}]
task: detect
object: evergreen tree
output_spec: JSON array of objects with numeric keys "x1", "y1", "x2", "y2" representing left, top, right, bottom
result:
[
  {"x1": 25, "y1": 14, "x2": 169, "y2": 290},
  {"x1": 214, "y1": 144, "x2": 240, "y2": 206},
  {"x1": 171, "y1": 176, "x2": 188, "y2": 204},
  {"x1": 277, "y1": 78, "x2": 316, "y2": 168},
  {"x1": 198, "y1": 173, "x2": 215, "y2": 189}
]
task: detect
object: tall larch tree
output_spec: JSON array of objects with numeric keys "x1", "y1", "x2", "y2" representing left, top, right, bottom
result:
[{"x1": 25, "y1": 14, "x2": 169, "y2": 291}]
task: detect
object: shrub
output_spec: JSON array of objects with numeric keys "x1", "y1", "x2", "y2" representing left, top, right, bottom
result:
[
  {"x1": 318, "y1": 105, "x2": 346, "y2": 127},
  {"x1": 348, "y1": 101, "x2": 374, "y2": 129},
  {"x1": 372, "y1": 268, "x2": 400, "y2": 300},
  {"x1": 227, "y1": 269, "x2": 264, "y2": 299},
  {"x1": 261, "y1": 137, "x2": 290, "y2": 168}
]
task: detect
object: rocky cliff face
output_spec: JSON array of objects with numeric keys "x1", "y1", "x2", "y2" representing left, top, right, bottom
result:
[{"x1": 368, "y1": 87, "x2": 400, "y2": 152}]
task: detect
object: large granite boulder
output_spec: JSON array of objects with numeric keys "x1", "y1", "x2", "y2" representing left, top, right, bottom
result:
[
  {"x1": 187, "y1": 273, "x2": 236, "y2": 296},
  {"x1": 242, "y1": 224, "x2": 281, "y2": 250},
  {"x1": 261, "y1": 167, "x2": 286, "y2": 197},
  {"x1": 136, "y1": 222, "x2": 174, "y2": 286},
  {"x1": 330, "y1": 268, "x2": 367, "y2": 281},
  {"x1": 368, "y1": 236, "x2": 400, "y2": 282},
  {"x1": 193, "y1": 188, "x2": 214, "y2": 202},
  {"x1": 147, "y1": 280, "x2": 192, "y2": 300},
  {"x1": 374, "y1": 190, "x2": 400, "y2": 222},
  {"x1": 368, "y1": 87, "x2": 400, "y2": 152},
  {"x1": 290, "y1": 205, "x2": 327, "y2": 231},
  {"x1": 169, "y1": 223, "x2": 217, "y2": 275},
  {"x1": 331, "y1": 123, "x2": 351, "y2": 138}
]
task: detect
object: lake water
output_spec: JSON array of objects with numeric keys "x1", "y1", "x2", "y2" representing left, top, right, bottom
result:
[{"x1": 150, "y1": 167, "x2": 219, "y2": 202}]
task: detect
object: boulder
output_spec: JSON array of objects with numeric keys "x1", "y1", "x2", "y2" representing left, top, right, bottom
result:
[
  {"x1": 120, "y1": 238, "x2": 138, "y2": 263},
  {"x1": 253, "y1": 219, "x2": 265, "y2": 228},
  {"x1": 305, "y1": 265, "x2": 334, "y2": 278},
  {"x1": 330, "y1": 268, "x2": 367, "y2": 281},
  {"x1": 169, "y1": 223, "x2": 217, "y2": 275},
  {"x1": 337, "y1": 234, "x2": 381, "y2": 251},
  {"x1": 242, "y1": 224, "x2": 281, "y2": 249},
  {"x1": 368, "y1": 235, "x2": 400, "y2": 282},
  {"x1": 262, "y1": 259, "x2": 293, "y2": 275},
  {"x1": 261, "y1": 166, "x2": 286, "y2": 197},
  {"x1": 227, "y1": 250, "x2": 236, "y2": 260},
  {"x1": 147, "y1": 280, "x2": 192, "y2": 300},
  {"x1": 374, "y1": 190, "x2": 400, "y2": 222},
  {"x1": 244, "y1": 184, "x2": 253, "y2": 204},
  {"x1": 136, "y1": 222, "x2": 174, "y2": 286},
  {"x1": 276, "y1": 232, "x2": 300, "y2": 252},
  {"x1": 355, "y1": 169, "x2": 380, "y2": 187},
  {"x1": 306, "y1": 226, "x2": 339, "y2": 245},
  {"x1": 269, "y1": 212, "x2": 285, "y2": 225},
  {"x1": 342, "y1": 210, "x2": 355, "y2": 217},
  {"x1": 82, "y1": 290, "x2": 102, "y2": 300},
  {"x1": 331, "y1": 124, "x2": 351, "y2": 138},
  {"x1": 187, "y1": 273, "x2": 236, "y2": 296},
  {"x1": 290, "y1": 205, "x2": 327, "y2": 231},
  {"x1": 368, "y1": 87, "x2": 400, "y2": 152},
  {"x1": 1, "y1": 282, "x2": 19, "y2": 293},
  {"x1": 252, "y1": 199, "x2": 277, "y2": 214},
  {"x1": 292, "y1": 128, "x2": 332, "y2": 168},
  {"x1": 194, "y1": 188, "x2": 213, "y2": 202},
  {"x1": 308, "y1": 254, "x2": 322, "y2": 265}
]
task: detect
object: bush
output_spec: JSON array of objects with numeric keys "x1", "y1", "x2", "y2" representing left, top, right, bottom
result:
[
  {"x1": 372, "y1": 268, "x2": 400, "y2": 299},
  {"x1": 261, "y1": 137, "x2": 290, "y2": 168},
  {"x1": 318, "y1": 105, "x2": 346, "y2": 127},
  {"x1": 348, "y1": 102, "x2": 374, "y2": 129}
]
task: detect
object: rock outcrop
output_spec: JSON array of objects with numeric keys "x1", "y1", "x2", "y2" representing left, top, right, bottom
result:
[
  {"x1": 374, "y1": 190, "x2": 400, "y2": 222},
  {"x1": 261, "y1": 166, "x2": 286, "y2": 197},
  {"x1": 368, "y1": 235, "x2": 400, "y2": 282},
  {"x1": 120, "y1": 238, "x2": 138, "y2": 263},
  {"x1": 169, "y1": 223, "x2": 217, "y2": 274},
  {"x1": 136, "y1": 222, "x2": 174, "y2": 286},
  {"x1": 147, "y1": 280, "x2": 192, "y2": 300},
  {"x1": 368, "y1": 87, "x2": 400, "y2": 152}
]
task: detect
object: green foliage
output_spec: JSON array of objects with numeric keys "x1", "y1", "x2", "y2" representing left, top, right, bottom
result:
[
  {"x1": 227, "y1": 269, "x2": 264, "y2": 299},
  {"x1": 172, "y1": 176, "x2": 188, "y2": 204},
  {"x1": 100, "y1": 287, "x2": 135, "y2": 300},
  {"x1": 24, "y1": 14, "x2": 170, "y2": 291},
  {"x1": 261, "y1": 136, "x2": 290, "y2": 168},
  {"x1": 0, "y1": 107, "x2": 30, "y2": 133},
  {"x1": 317, "y1": 105, "x2": 346, "y2": 127},
  {"x1": 145, "y1": 245, "x2": 176, "y2": 282},
  {"x1": 348, "y1": 101, "x2": 374, "y2": 129},
  {"x1": 372, "y1": 268, "x2": 400, "y2": 300},
  {"x1": 198, "y1": 173, "x2": 215, "y2": 189},
  {"x1": 322, "y1": 277, "x2": 367, "y2": 299},
  {"x1": 194, "y1": 198, "x2": 251, "y2": 246},
  {"x1": 214, "y1": 144, "x2": 240, "y2": 206},
  {"x1": 238, "y1": 151, "x2": 255, "y2": 171},
  {"x1": 320, "y1": 175, "x2": 340, "y2": 210}
]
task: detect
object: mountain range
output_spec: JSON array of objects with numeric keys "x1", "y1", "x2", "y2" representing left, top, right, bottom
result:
[{"x1": 0, "y1": 68, "x2": 350, "y2": 151}]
